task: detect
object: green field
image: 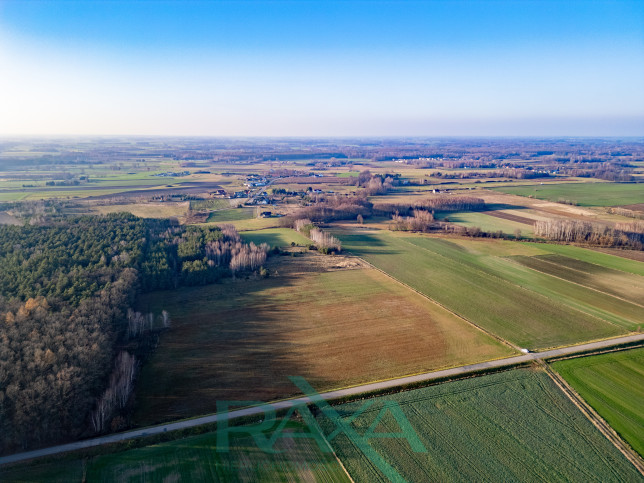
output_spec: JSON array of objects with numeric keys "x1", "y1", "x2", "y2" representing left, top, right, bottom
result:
[
  {"x1": 510, "y1": 254, "x2": 644, "y2": 306},
  {"x1": 134, "y1": 255, "x2": 513, "y2": 425},
  {"x1": 526, "y1": 242, "x2": 644, "y2": 277},
  {"x1": 437, "y1": 211, "x2": 534, "y2": 236},
  {"x1": 190, "y1": 198, "x2": 232, "y2": 211},
  {"x1": 206, "y1": 207, "x2": 256, "y2": 222},
  {"x1": 240, "y1": 228, "x2": 311, "y2": 248},
  {"x1": 321, "y1": 368, "x2": 642, "y2": 482},
  {"x1": 553, "y1": 348, "x2": 644, "y2": 457},
  {"x1": 493, "y1": 182, "x2": 644, "y2": 207},
  {"x1": 334, "y1": 228, "x2": 638, "y2": 349},
  {"x1": 0, "y1": 421, "x2": 349, "y2": 482}
]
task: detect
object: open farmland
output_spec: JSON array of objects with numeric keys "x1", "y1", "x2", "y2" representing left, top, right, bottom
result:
[
  {"x1": 133, "y1": 253, "x2": 513, "y2": 425},
  {"x1": 205, "y1": 216, "x2": 282, "y2": 231},
  {"x1": 91, "y1": 202, "x2": 189, "y2": 219},
  {"x1": 553, "y1": 348, "x2": 644, "y2": 457},
  {"x1": 524, "y1": 242, "x2": 644, "y2": 276},
  {"x1": 240, "y1": 227, "x2": 311, "y2": 248},
  {"x1": 492, "y1": 182, "x2": 644, "y2": 207},
  {"x1": 0, "y1": 421, "x2": 350, "y2": 482},
  {"x1": 203, "y1": 207, "x2": 254, "y2": 223},
  {"x1": 510, "y1": 254, "x2": 644, "y2": 306},
  {"x1": 334, "y1": 228, "x2": 636, "y2": 349},
  {"x1": 436, "y1": 210, "x2": 534, "y2": 236},
  {"x1": 321, "y1": 368, "x2": 642, "y2": 482}
]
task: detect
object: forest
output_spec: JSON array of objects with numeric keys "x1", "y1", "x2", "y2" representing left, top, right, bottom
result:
[{"x1": 0, "y1": 214, "x2": 268, "y2": 453}]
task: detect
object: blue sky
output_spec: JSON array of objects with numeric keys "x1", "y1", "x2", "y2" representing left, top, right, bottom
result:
[{"x1": 1, "y1": 0, "x2": 643, "y2": 136}]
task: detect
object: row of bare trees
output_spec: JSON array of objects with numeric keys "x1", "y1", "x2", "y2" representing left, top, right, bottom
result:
[
  {"x1": 363, "y1": 175, "x2": 394, "y2": 195},
  {"x1": 230, "y1": 242, "x2": 269, "y2": 272},
  {"x1": 294, "y1": 218, "x2": 342, "y2": 253},
  {"x1": 203, "y1": 225, "x2": 269, "y2": 273},
  {"x1": 390, "y1": 210, "x2": 434, "y2": 232},
  {"x1": 284, "y1": 196, "x2": 373, "y2": 225},
  {"x1": 534, "y1": 219, "x2": 644, "y2": 249},
  {"x1": 90, "y1": 351, "x2": 138, "y2": 433},
  {"x1": 309, "y1": 228, "x2": 342, "y2": 253},
  {"x1": 420, "y1": 196, "x2": 486, "y2": 212},
  {"x1": 608, "y1": 207, "x2": 644, "y2": 220},
  {"x1": 126, "y1": 309, "x2": 170, "y2": 339}
]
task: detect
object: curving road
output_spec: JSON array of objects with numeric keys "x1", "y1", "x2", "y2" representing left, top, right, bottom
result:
[{"x1": 1, "y1": 333, "x2": 643, "y2": 466}]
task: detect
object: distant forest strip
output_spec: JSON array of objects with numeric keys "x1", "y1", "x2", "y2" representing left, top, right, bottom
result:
[
  {"x1": 0, "y1": 214, "x2": 269, "y2": 454},
  {"x1": 534, "y1": 220, "x2": 644, "y2": 250}
]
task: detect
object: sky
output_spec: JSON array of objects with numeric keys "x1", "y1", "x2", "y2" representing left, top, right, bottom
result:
[{"x1": 0, "y1": 0, "x2": 643, "y2": 137}]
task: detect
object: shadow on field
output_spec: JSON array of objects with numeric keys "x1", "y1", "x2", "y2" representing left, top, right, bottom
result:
[
  {"x1": 132, "y1": 262, "x2": 335, "y2": 427},
  {"x1": 483, "y1": 203, "x2": 529, "y2": 211}
]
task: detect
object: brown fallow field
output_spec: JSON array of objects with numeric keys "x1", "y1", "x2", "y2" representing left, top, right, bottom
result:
[{"x1": 133, "y1": 252, "x2": 514, "y2": 426}]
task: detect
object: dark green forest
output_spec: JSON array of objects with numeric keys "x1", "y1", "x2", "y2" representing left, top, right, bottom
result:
[{"x1": 0, "y1": 214, "x2": 268, "y2": 453}]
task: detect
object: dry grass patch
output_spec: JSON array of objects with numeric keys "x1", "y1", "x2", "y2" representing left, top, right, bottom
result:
[{"x1": 93, "y1": 202, "x2": 189, "y2": 219}]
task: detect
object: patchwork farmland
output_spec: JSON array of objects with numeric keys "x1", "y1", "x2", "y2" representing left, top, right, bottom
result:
[
  {"x1": 553, "y1": 347, "x2": 644, "y2": 458},
  {"x1": 493, "y1": 182, "x2": 644, "y2": 207},
  {"x1": 2, "y1": 136, "x2": 644, "y2": 480},
  {"x1": 334, "y1": 227, "x2": 643, "y2": 349},
  {"x1": 320, "y1": 367, "x2": 643, "y2": 482},
  {"x1": 0, "y1": 421, "x2": 350, "y2": 482},
  {"x1": 134, "y1": 252, "x2": 513, "y2": 425}
]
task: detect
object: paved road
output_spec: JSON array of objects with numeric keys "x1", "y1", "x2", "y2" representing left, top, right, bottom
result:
[{"x1": 2, "y1": 333, "x2": 643, "y2": 466}]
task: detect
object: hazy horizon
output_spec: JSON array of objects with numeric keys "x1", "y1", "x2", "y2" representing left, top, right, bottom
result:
[{"x1": 1, "y1": 0, "x2": 643, "y2": 137}]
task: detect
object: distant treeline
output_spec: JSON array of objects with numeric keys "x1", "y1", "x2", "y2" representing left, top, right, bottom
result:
[
  {"x1": 429, "y1": 168, "x2": 551, "y2": 180},
  {"x1": 282, "y1": 195, "x2": 486, "y2": 227},
  {"x1": 0, "y1": 214, "x2": 268, "y2": 454},
  {"x1": 534, "y1": 220, "x2": 644, "y2": 250},
  {"x1": 557, "y1": 165, "x2": 634, "y2": 182}
]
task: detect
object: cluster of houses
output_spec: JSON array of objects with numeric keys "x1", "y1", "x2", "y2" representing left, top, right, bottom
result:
[
  {"x1": 152, "y1": 170, "x2": 190, "y2": 177},
  {"x1": 243, "y1": 175, "x2": 268, "y2": 188}
]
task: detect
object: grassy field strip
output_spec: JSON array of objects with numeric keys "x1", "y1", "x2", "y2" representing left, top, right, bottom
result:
[
  {"x1": 590, "y1": 247, "x2": 644, "y2": 264},
  {"x1": 206, "y1": 207, "x2": 255, "y2": 222},
  {"x1": 529, "y1": 243, "x2": 644, "y2": 277},
  {"x1": 496, "y1": 257, "x2": 644, "y2": 330},
  {"x1": 92, "y1": 202, "x2": 189, "y2": 219},
  {"x1": 0, "y1": 423, "x2": 352, "y2": 482},
  {"x1": 436, "y1": 211, "x2": 534, "y2": 236},
  {"x1": 239, "y1": 228, "x2": 311, "y2": 248},
  {"x1": 408, "y1": 236, "x2": 644, "y2": 329},
  {"x1": 541, "y1": 362, "x2": 644, "y2": 474},
  {"x1": 353, "y1": 254, "x2": 521, "y2": 351},
  {"x1": 553, "y1": 348, "x2": 644, "y2": 459},
  {"x1": 512, "y1": 255, "x2": 644, "y2": 308},
  {"x1": 203, "y1": 216, "x2": 282, "y2": 231},
  {"x1": 395, "y1": 237, "x2": 644, "y2": 328},
  {"x1": 335, "y1": 229, "x2": 625, "y2": 349},
  {"x1": 405, "y1": 236, "x2": 628, "y2": 329},
  {"x1": 492, "y1": 182, "x2": 644, "y2": 207},
  {"x1": 399, "y1": 236, "x2": 624, "y2": 348},
  {"x1": 319, "y1": 368, "x2": 643, "y2": 482}
]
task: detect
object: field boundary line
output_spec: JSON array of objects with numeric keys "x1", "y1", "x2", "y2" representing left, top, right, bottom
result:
[
  {"x1": 540, "y1": 361, "x2": 644, "y2": 476},
  {"x1": 499, "y1": 258, "x2": 639, "y2": 332},
  {"x1": 350, "y1": 254, "x2": 522, "y2": 352},
  {"x1": 319, "y1": 433, "x2": 356, "y2": 483},
  {"x1": 515, "y1": 257, "x2": 644, "y2": 310},
  {"x1": 3, "y1": 334, "x2": 644, "y2": 467},
  {"x1": 394, "y1": 235, "x2": 623, "y2": 335}
]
